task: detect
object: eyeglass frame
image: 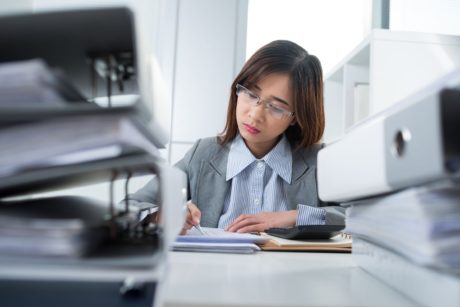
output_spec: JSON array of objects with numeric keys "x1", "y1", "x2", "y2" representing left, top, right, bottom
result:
[{"x1": 235, "y1": 84, "x2": 295, "y2": 120}]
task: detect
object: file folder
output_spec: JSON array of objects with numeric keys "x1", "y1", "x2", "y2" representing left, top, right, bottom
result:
[{"x1": 318, "y1": 68, "x2": 460, "y2": 202}]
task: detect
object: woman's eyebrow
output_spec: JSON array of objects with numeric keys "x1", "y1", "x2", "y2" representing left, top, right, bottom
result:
[
  {"x1": 270, "y1": 96, "x2": 289, "y2": 106},
  {"x1": 253, "y1": 85, "x2": 290, "y2": 106}
]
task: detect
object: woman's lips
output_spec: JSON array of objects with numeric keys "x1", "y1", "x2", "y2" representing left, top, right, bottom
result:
[{"x1": 243, "y1": 123, "x2": 260, "y2": 134}]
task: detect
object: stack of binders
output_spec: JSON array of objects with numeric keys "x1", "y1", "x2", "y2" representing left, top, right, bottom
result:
[
  {"x1": 0, "y1": 8, "x2": 186, "y2": 307},
  {"x1": 317, "y1": 68, "x2": 460, "y2": 307}
]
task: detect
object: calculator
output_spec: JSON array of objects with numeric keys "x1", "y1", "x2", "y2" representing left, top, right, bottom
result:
[{"x1": 265, "y1": 225, "x2": 345, "y2": 240}]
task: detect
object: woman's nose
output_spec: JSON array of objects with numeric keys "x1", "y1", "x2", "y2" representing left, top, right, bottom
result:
[{"x1": 248, "y1": 103, "x2": 265, "y2": 120}]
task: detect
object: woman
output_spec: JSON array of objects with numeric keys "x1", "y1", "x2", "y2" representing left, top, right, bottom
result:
[{"x1": 128, "y1": 40, "x2": 344, "y2": 234}]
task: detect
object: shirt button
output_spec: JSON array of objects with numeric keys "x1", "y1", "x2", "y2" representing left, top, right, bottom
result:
[
  {"x1": 254, "y1": 198, "x2": 260, "y2": 205},
  {"x1": 257, "y1": 162, "x2": 264, "y2": 168}
]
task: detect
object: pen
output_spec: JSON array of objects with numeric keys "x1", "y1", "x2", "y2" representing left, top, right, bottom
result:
[{"x1": 194, "y1": 223, "x2": 206, "y2": 235}]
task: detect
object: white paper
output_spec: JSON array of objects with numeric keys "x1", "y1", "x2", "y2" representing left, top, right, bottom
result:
[
  {"x1": 172, "y1": 227, "x2": 267, "y2": 254},
  {"x1": 172, "y1": 242, "x2": 260, "y2": 254},
  {"x1": 0, "y1": 115, "x2": 159, "y2": 177},
  {"x1": 177, "y1": 227, "x2": 268, "y2": 244},
  {"x1": 346, "y1": 181, "x2": 460, "y2": 269}
]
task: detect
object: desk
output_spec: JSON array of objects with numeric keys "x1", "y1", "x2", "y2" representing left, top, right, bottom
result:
[{"x1": 163, "y1": 251, "x2": 419, "y2": 307}]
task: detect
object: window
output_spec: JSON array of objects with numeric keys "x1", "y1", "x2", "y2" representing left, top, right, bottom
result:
[
  {"x1": 390, "y1": 0, "x2": 460, "y2": 36},
  {"x1": 246, "y1": 0, "x2": 370, "y2": 75}
]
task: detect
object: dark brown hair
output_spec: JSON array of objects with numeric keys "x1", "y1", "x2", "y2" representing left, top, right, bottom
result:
[{"x1": 219, "y1": 40, "x2": 324, "y2": 150}]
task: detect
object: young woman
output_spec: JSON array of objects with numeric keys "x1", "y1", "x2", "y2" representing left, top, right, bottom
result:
[{"x1": 128, "y1": 40, "x2": 345, "y2": 234}]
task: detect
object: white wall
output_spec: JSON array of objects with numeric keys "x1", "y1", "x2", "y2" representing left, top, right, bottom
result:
[{"x1": 169, "y1": 0, "x2": 248, "y2": 163}]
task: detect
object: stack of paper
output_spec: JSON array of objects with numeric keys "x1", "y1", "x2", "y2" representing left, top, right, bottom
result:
[
  {"x1": 0, "y1": 114, "x2": 159, "y2": 178},
  {"x1": 353, "y1": 237, "x2": 460, "y2": 307},
  {"x1": 0, "y1": 196, "x2": 108, "y2": 258},
  {"x1": 172, "y1": 228, "x2": 268, "y2": 254},
  {"x1": 0, "y1": 59, "x2": 87, "y2": 107},
  {"x1": 346, "y1": 180, "x2": 460, "y2": 269}
]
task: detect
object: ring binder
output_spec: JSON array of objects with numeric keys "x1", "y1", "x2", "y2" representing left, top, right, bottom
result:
[{"x1": 318, "y1": 68, "x2": 460, "y2": 202}]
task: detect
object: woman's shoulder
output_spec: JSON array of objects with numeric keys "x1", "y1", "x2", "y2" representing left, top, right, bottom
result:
[
  {"x1": 176, "y1": 136, "x2": 229, "y2": 170},
  {"x1": 191, "y1": 136, "x2": 230, "y2": 158},
  {"x1": 293, "y1": 142, "x2": 324, "y2": 166},
  {"x1": 193, "y1": 136, "x2": 223, "y2": 149},
  {"x1": 195, "y1": 136, "x2": 220, "y2": 147}
]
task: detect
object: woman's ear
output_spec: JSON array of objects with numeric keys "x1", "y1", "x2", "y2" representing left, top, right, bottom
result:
[{"x1": 290, "y1": 117, "x2": 296, "y2": 126}]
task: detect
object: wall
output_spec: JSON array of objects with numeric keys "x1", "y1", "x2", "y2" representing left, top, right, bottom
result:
[{"x1": 169, "y1": 0, "x2": 247, "y2": 163}]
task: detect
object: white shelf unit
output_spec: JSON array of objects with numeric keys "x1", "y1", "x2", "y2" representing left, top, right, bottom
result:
[{"x1": 323, "y1": 29, "x2": 460, "y2": 143}]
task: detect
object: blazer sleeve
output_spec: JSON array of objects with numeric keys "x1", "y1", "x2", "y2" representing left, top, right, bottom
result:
[{"x1": 122, "y1": 139, "x2": 203, "y2": 208}]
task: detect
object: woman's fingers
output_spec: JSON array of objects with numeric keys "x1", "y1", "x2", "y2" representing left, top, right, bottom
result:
[
  {"x1": 187, "y1": 202, "x2": 201, "y2": 225},
  {"x1": 234, "y1": 223, "x2": 266, "y2": 233},
  {"x1": 226, "y1": 214, "x2": 258, "y2": 232},
  {"x1": 181, "y1": 202, "x2": 202, "y2": 235}
]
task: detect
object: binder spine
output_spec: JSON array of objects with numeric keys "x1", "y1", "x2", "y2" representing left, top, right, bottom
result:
[{"x1": 318, "y1": 71, "x2": 460, "y2": 202}]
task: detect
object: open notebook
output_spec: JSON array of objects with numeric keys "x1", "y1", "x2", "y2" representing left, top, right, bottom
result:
[{"x1": 172, "y1": 227, "x2": 268, "y2": 254}]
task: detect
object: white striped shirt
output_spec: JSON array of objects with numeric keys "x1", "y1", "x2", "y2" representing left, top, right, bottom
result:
[{"x1": 217, "y1": 134, "x2": 326, "y2": 229}]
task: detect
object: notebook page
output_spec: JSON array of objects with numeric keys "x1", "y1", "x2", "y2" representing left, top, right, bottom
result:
[{"x1": 176, "y1": 227, "x2": 268, "y2": 244}]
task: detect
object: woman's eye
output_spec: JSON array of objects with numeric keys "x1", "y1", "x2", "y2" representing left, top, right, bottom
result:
[
  {"x1": 267, "y1": 102, "x2": 284, "y2": 113},
  {"x1": 248, "y1": 92, "x2": 258, "y2": 100}
]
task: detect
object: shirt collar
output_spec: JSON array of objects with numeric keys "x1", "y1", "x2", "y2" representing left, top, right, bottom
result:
[
  {"x1": 226, "y1": 134, "x2": 292, "y2": 183},
  {"x1": 264, "y1": 135, "x2": 292, "y2": 183}
]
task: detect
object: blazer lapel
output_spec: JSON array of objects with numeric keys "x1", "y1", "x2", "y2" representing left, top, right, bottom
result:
[
  {"x1": 195, "y1": 145, "x2": 230, "y2": 227},
  {"x1": 209, "y1": 149, "x2": 227, "y2": 177},
  {"x1": 291, "y1": 150, "x2": 310, "y2": 182},
  {"x1": 285, "y1": 150, "x2": 310, "y2": 210}
]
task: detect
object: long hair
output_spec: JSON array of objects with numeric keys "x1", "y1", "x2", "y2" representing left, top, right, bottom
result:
[{"x1": 218, "y1": 40, "x2": 324, "y2": 150}]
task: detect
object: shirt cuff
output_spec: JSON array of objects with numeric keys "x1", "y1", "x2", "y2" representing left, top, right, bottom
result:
[{"x1": 296, "y1": 204, "x2": 326, "y2": 225}]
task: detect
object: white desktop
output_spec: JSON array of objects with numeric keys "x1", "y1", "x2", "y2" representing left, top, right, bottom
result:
[{"x1": 162, "y1": 251, "x2": 419, "y2": 307}]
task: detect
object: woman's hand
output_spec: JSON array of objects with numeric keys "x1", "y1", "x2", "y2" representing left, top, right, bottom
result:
[
  {"x1": 180, "y1": 201, "x2": 201, "y2": 235},
  {"x1": 225, "y1": 210, "x2": 297, "y2": 233}
]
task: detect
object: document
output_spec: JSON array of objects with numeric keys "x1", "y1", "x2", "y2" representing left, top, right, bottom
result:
[
  {"x1": 0, "y1": 114, "x2": 159, "y2": 178},
  {"x1": 172, "y1": 227, "x2": 268, "y2": 254},
  {"x1": 260, "y1": 233, "x2": 352, "y2": 252},
  {"x1": 172, "y1": 242, "x2": 260, "y2": 254},
  {"x1": 0, "y1": 195, "x2": 108, "y2": 258},
  {"x1": 0, "y1": 59, "x2": 87, "y2": 106},
  {"x1": 345, "y1": 181, "x2": 460, "y2": 268}
]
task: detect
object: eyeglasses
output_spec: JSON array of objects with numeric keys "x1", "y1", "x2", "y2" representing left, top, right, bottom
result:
[{"x1": 235, "y1": 84, "x2": 294, "y2": 120}]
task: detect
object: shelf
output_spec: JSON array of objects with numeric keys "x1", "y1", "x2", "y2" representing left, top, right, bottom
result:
[
  {"x1": 326, "y1": 37, "x2": 370, "y2": 82},
  {"x1": 323, "y1": 29, "x2": 460, "y2": 143}
]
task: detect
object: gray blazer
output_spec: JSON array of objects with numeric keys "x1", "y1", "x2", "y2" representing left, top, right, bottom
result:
[{"x1": 126, "y1": 137, "x2": 345, "y2": 227}]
